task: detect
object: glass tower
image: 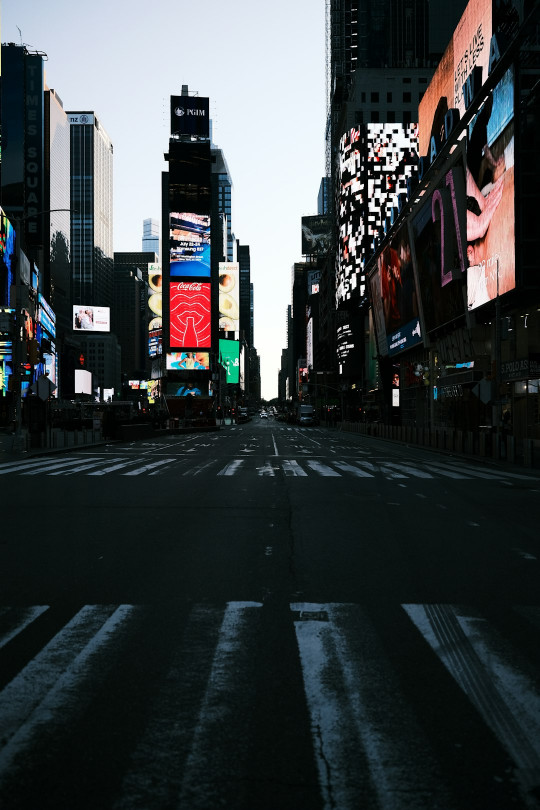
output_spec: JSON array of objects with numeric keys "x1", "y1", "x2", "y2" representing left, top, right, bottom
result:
[{"x1": 68, "y1": 112, "x2": 113, "y2": 308}]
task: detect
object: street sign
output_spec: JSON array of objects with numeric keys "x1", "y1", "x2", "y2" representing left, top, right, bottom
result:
[{"x1": 35, "y1": 374, "x2": 57, "y2": 401}]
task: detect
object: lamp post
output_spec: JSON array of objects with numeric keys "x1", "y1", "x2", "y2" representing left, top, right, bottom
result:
[{"x1": 11, "y1": 208, "x2": 76, "y2": 450}]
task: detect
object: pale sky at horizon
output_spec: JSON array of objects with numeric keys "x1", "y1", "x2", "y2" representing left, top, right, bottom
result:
[{"x1": 2, "y1": 0, "x2": 326, "y2": 400}]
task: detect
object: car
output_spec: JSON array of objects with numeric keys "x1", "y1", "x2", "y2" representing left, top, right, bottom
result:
[{"x1": 260, "y1": 412, "x2": 268, "y2": 419}]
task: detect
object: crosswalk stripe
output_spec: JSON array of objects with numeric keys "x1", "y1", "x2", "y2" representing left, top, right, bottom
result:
[
  {"x1": 86, "y1": 458, "x2": 151, "y2": 475},
  {"x1": 217, "y1": 459, "x2": 245, "y2": 476},
  {"x1": 422, "y1": 465, "x2": 472, "y2": 479},
  {"x1": 382, "y1": 462, "x2": 434, "y2": 478},
  {"x1": 291, "y1": 603, "x2": 453, "y2": 810},
  {"x1": 403, "y1": 604, "x2": 540, "y2": 791},
  {"x1": 306, "y1": 460, "x2": 341, "y2": 477},
  {"x1": 282, "y1": 459, "x2": 308, "y2": 476},
  {"x1": 0, "y1": 606, "x2": 49, "y2": 650},
  {"x1": 332, "y1": 461, "x2": 374, "y2": 477},
  {"x1": 0, "y1": 605, "x2": 134, "y2": 777},
  {"x1": 122, "y1": 458, "x2": 176, "y2": 476},
  {"x1": 49, "y1": 457, "x2": 126, "y2": 475},
  {"x1": 18, "y1": 457, "x2": 107, "y2": 475}
]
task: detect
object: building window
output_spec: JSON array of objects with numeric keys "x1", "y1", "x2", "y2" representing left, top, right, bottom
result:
[
  {"x1": 371, "y1": 91, "x2": 379, "y2": 103},
  {"x1": 402, "y1": 77, "x2": 412, "y2": 83},
  {"x1": 387, "y1": 111, "x2": 396, "y2": 123},
  {"x1": 355, "y1": 110, "x2": 364, "y2": 124},
  {"x1": 361, "y1": 91, "x2": 366, "y2": 102},
  {"x1": 387, "y1": 92, "x2": 393, "y2": 103},
  {"x1": 403, "y1": 91, "x2": 412, "y2": 103},
  {"x1": 371, "y1": 111, "x2": 380, "y2": 123}
]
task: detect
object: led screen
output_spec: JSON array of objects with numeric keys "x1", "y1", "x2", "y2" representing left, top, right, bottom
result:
[
  {"x1": 166, "y1": 351, "x2": 210, "y2": 370},
  {"x1": 165, "y1": 380, "x2": 210, "y2": 397},
  {"x1": 170, "y1": 213, "x2": 210, "y2": 278},
  {"x1": 73, "y1": 305, "x2": 110, "y2": 332},
  {"x1": 218, "y1": 262, "x2": 240, "y2": 331},
  {"x1": 169, "y1": 282, "x2": 211, "y2": 348},
  {"x1": 74, "y1": 369, "x2": 92, "y2": 395},
  {"x1": 170, "y1": 96, "x2": 210, "y2": 139},
  {"x1": 301, "y1": 216, "x2": 331, "y2": 256},
  {"x1": 219, "y1": 339, "x2": 240, "y2": 384},
  {"x1": 466, "y1": 67, "x2": 515, "y2": 310},
  {"x1": 337, "y1": 124, "x2": 418, "y2": 305},
  {"x1": 148, "y1": 264, "x2": 162, "y2": 357},
  {"x1": 411, "y1": 154, "x2": 468, "y2": 333},
  {"x1": 418, "y1": 0, "x2": 492, "y2": 155}
]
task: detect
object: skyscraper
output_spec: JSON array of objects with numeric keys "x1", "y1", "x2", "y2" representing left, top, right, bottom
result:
[
  {"x1": 68, "y1": 111, "x2": 114, "y2": 308},
  {"x1": 212, "y1": 147, "x2": 234, "y2": 262},
  {"x1": 142, "y1": 218, "x2": 160, "y2": 259}
]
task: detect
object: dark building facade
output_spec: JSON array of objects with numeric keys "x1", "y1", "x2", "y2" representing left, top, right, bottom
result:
[{"x1": 68, "y1": 111, "x2": 114, "y2": 309}]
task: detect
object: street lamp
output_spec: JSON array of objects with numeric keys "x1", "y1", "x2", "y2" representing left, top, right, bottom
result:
[{"x1": 11, "y1": 208, "x2": 76, "y2": 450}]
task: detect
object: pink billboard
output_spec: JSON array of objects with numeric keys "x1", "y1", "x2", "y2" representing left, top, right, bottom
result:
[{"x1": 169, "y1": 282, "x2": 211, "y2": 348}]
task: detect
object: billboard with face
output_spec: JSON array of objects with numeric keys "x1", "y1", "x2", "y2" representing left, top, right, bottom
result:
[
  {"x1": 370, "y1": 223, "x2": 423, "y2": 356},
  {"x1": 169, "y1": 282, "x2": 211, "y2": 348},
  {"x1": 170, "y1": 213, "x2": 211, "y2": 278},
  {"x1": 72, "y1": 306, "x2": 110, "y2": 332},
  {"x1": 218, "y1": 262, "x2": 240, "y2": 331},
  {"x1": 219, "y1": 339, "x2": 240, "y2": 384},
  {"x1": 166, "y1": 351, "x2": 210, "y2": 370},
  {"x1": 466, "y1": 67, "x2": 515, "y2": 310}
]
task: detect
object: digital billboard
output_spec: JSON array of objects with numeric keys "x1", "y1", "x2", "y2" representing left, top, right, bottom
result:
[
  {"x1": 301, "y1": 216, "x2": 331, "y2": 256},
  {"x1": 166, "y1": 351, "x2": 210, "y2": 370},
  {"x1": 411, "y1": 153, "x2": 468, "y2": 333},
  {"x1": 219, "y1": 339, "x2": 240, "y2": 384},
  {"x1": 337, "y1": 124, "x2": 418, "y2": 305},
  {"x1": 169, "y1": 282, "x2": 211, "y2": 348},
  {"x1": 466, "y1": 67, "x2": 515, "y2": 310},
  {"x1": 170, "y1": 213, "x2": 211, "y2": 278},
  {"x1": 148, "y1": 264, "x2": 162, "y2": 357},
  {"x1": 170, "y1": 96, "x2": 210, "y2": 139},
  {"x1": 165, "y1": 380, "x2": 211, "y2": 397},
  {"x1": 1, "y1": 210, "x2": 15, "y2": 306},
  {"x1": 370, "y1": 223, "x2": 422, "y2": 357},
  {"x1": 218, "y1": 262, "x2": 240, "y2": 331},
  {"x1": 72, "y1": 306, "x2": 110, "y2": 332},
  {"x1": 418, "y1": 0, "x2": 492, "y2": 156}
]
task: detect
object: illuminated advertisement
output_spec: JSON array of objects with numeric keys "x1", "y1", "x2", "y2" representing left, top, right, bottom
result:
[
  {"x1": 301, "y1": 215, "x2": 331, "y2": 256},
  {"x1": 0, "y1": 340, "x2": 13, "y2": 395},
  {"x1": 218, "y1": 262, "x2": 240, "y2": 331},
  {"x1": 38, "y1": 294, "x2": 56, "y2": 339},
  {"x1": 337, "y1": 124, "x2": 418, "y2": 305},
  {"x1": 166, "y1": 351, "x2": 210, "y2": 370},
  {"x1": 148, "y1": 264, "x2": 162, "y2": 357},
  {"x1": 169, "y1": 282, "x2": 211, "y2": 348},
  {"x1": 219, "y1": 339, "x2": 240, "y2": 384},
  {"x1": 466, "y1": 67, "x2": 515, "y2": 310},
  {"x1": 411, "y1": 152, "x2": 468, "y2": 333},
  {"x1": 418, "y1": 0, "x2": 492, "y2": 155},
  {"x1": 74, "y1": 369, "x2": 92, "y2": 395},
  {"x1": 166, "y1": 380, "x2": 210, "y2": 397},
  {"x1": 72, "y1": 305, "x2": 111, "y2": 332},
  {"x1": 170, "y1": 95, "x2": 210, "y2": 139},
  {"x1": 170, "y1": 212, "x2": 210, "y2": 278},
  {"x1": 1, "y1": 210, "x2": 15, "y2": 305}
]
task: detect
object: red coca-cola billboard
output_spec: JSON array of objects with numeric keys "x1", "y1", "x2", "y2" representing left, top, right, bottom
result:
[{"x1": 169, "y1": 282, "x2": 211, "y2": 348}]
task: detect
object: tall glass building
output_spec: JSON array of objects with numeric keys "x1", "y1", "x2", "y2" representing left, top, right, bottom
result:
[
  {"x1": 68, "y1": 111, "x2": 114, "y2": 308},
  {"x1": 212, "y1": 147, "x2": 234, "y2": 262},
  {"x1": 142, "y1": 218, "x2": 160, "y2": 258}
]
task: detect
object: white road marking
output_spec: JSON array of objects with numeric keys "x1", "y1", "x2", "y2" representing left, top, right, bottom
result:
[
  {"x1": 122, "y1": 458, "x2": 177, "y2": 476},
  {"x1": 49, "y1": 457, "x2": 126, "y2": 475},
  {"x1": 404, "y1": 603, "x2": 540, "y2": 793},
  {"x1": 256, "y1": 461, "x2": 278, "y2": 476},
  {"x1": 0, "y1": 606, "x2": 49, "y2": 649},
  {"x1": 0, "y1": 605, "x2": 134, "y2": 778},
  {"x1": 183, "y1": 460, "x2": 218, "y2": 476},
  {"x1": 282, "y1": 459, "x2": 308, "y2": 477},
  {"x1": 217, "y1": 459, "x2": 245, "y2": 476},
  {"x1": 271, "y1": 433, "x2": 279, "y2": 456},
  {"x1": 383, "y1": 463, "x2": 433, "y2": 478},
  {"x1": 306, "y1": 460, "x2": 341, "y2": 477},
  {"x1": 332, "y1": 461, "x2": 374, "y2": 478},
  {"x1": 18, "y1": 457, "x2": 105, "y2": 475}
]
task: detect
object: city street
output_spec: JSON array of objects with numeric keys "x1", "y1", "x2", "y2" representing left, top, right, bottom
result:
[{"x1": 0, "y1": 418, "x2": 539, "y2": 809}]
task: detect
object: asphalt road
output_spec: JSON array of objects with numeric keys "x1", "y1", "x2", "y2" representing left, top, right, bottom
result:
[{"x1": 1, "y1": 417, "x2": 539, "y2": 809}]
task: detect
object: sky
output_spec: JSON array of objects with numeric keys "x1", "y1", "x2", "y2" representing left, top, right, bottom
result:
[{"x1": 2, "y1": 0, "x2": 327, "y2": 400}]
